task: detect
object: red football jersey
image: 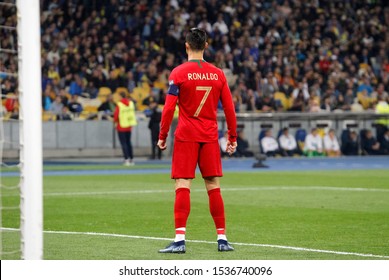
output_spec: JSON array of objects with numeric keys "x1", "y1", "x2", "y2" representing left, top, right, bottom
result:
[{"x1": 159, "y1": 59, "x2": 237, "y2": 142}]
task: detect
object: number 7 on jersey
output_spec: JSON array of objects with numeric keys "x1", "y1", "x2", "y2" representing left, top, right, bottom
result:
[{"x1": 194, "y1": 86, "x2": 212, "y2": 117}]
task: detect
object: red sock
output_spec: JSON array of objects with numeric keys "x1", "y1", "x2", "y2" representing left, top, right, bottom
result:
[
  {"x1": 174, "y1": 188, "x2": 190, "y2": 229},
  {"x1": 208, "y1": 188, "x2": 226, "y2": 236}
]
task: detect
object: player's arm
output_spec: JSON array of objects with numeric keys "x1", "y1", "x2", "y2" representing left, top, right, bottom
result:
[
  {"x1": 220, "y1": 78, "x2": 237, "y2": 155},
  {"x1": 158, "y1": 76, "x2": 179, "y2": 150}
]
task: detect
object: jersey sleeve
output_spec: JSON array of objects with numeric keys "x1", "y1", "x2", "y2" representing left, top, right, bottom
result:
[
  {"x1": 159, "y1": 70, "x2": 179, "y2": 141},
  {"x1": 167, "y1": 69, "x2": 180, "y2": 97},
  {"x1": 219, "y1": 76, "x2": 237, "y2": 142}
]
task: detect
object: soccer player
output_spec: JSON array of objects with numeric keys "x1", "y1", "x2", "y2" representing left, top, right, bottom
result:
[{"x1": 157, "y1": 28, "x2": 237, "y2": 253}]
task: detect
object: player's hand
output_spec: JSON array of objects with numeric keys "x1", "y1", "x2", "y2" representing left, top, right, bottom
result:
[
  {"x1": 157, "y1": 139, "x2": 167, "y2": 150},
  {"x1": 226, "y1": 141, "x2": 237, "y2": 156}
]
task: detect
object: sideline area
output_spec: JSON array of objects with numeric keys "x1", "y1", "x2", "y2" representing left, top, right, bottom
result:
[{"x1": 2, "y1": 156, "x2": 389, "y2": 177}]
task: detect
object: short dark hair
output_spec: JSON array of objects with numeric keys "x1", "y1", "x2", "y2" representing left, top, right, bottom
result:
[
  {"x1": 185, "y1": 28, "x2": 207, "y2": 51},
  {"x1": 120, "y1": 91, "x2": 126, "y2": 98}
]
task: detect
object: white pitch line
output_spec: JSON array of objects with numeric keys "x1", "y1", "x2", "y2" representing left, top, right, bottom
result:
[
  {"x1": 42, "y1": 186, "x2": 389, "y2": 197},
  {"x1": 2, "y1": 227, "x2": 388, "y2": 259},
  {"x1": 44, "y1": 189, "x2": 172, "y2": 196}
]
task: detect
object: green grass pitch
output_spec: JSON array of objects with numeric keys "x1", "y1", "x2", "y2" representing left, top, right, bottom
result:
[{"x1": 1, "y1": 167, "x2": 389, "y2": 260}]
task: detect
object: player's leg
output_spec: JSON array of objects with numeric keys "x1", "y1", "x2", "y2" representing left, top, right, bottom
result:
[
  {"x1": 173, "y1": 179, "x2": 191, "y2": 241},
  {"x1": 204, "y1": 177, "x2": 233, "y2": 251},
  {"x1": 159, "y1": 178, "x2": 191, "y2": 254},
  {"x1": 159, "y1": 141, "x2": 199, "y2": 253},
  {"x1": 204, "y1": 176, "x2": 225, "y2": 239},
  {"x1": 199, "y1": 142, "x2": 234, "y2": 251}
]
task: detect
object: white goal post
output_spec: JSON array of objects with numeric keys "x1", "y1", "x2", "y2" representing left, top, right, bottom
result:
[{"x1": 17, "y1": 0, "x2": 43, "y2": 260}]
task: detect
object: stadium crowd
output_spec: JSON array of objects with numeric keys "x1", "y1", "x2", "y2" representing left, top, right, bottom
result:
[
  {"x1": 1, "y1": 0, "x2": 389, "y2": 156},
  {"x1": 1, "y1": 0, "x2": 389, "y2": 115}
]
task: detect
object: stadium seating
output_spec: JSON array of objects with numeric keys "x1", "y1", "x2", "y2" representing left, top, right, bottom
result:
[
  {"x1": 132, "y1": 86, "x2": 150, "y2": 111},
  {"x1": 97, "y1": 87, "x2": 112, "y2": 103},
  {"x1": 42, "y1": 111, "x2": 56, "y2": 122},
  {"x1": 274, "y1": 92, "x2": 289, "y2": 110}
]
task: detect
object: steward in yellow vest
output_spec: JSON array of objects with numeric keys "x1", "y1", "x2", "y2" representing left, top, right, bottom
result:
[
  {"x1": 114, "y1": 93, "x2": 137, "y2": 131},
  {"x1": 113, "y1": 92, "x2": 137, "y2": 166},
  {"x1": 375, "y1": 98, "x2": 389, "y2": 126}
]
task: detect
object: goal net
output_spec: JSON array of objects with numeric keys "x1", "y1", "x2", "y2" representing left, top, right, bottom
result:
[{"x1": 0, "y1": 0, "x2": 43, "y2": 260}]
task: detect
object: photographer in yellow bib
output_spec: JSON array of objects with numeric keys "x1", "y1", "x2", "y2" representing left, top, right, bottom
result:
[{"x1": 114, "y1": 91, "x2": 137, "y2": 166}]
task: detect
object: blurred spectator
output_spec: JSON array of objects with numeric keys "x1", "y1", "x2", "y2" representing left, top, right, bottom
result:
[
  {"x1": 232, "y1": 87, "x2": 243, "y2": 113},
  {"x1": 342, "y1": 130, "x2": 359, "y2": 156},
  {"x1": 375, "y1": 95, "x2": 389, "y2": 142},
  {"x1": 147, "y1": 101, "x2": 162, "y2": 160},
  {"x1": 372, "y1": 83, "x2": 388, "y2": 102},
  {"x1": 127, "y1": 71, "x2": 136, "y2": 94},
  {"x1": 212, "y1": 14, "x2": 229, "y2": 35},
  {"x1": 358, "y1": 89, "x2": 374, "y2": 110},
  {"x1": 357, "y1": 76, "x2": 374, "y2": 96},
  {"x1": 307, "y1": 97, "x2": 321, "y2": 113},
  {"x1": 49, "y1": 96, "x2": 64, "y2": 117},
  {"x1": 1, "y1": 0, "x2": 389, "y2": 118},
  {"x1": 106, "y1": 70, "x2": 121, "y2": 93},
  {"x1": 323, "y1": 129, "x2": 341, "y2": 157},
  {"x1": 4, "y1": 92, "x2": 19, "y2": 119},
  {"x1": 97, "y1": 93, "x2": 115, "y2": 120},
  {"x1": 288, "y1": 91, "x2": 306, "y2": 112},
  {"x1": 292, "y1": 81, "x2": 309, "y2": 101},
  {"x1": 279, "y1": 77, "x2": 295, "y2": 98},
  {"x1": 262, "y1": 71, "x2": 279, "y2": 96},
  {"x1": 236, "y1": 130, "x2": 254, "y2": 157},
  {"x1": 69, "y1": 74, "x2": 84, "y2": 96},
  {"x1": 321, "y1": 95, "x2": 336, "y2": 112},
  {"x1": 278, "y1": 127, "x2": 300, "y2": 156},
  {"x1": 304, "y1": 128, "x2": 324, "y2": 157},
  {"x1": 4, "y1": 92, "x2": 18, "y2": 114},
  {"x1": 142, "y1": 88, "x2": 159, "y2": 107},
  {"x1": 380, "y1": 130, "x2": 389, "y2": 155},
  {"x1": 245, "y1": 89, "x2": 256, "y2": 112},
  {"x1": 261, "y1": 129, "x2": 281, "y2": 157},
  {"x1": 67, "y1": 95, "x2": 83, "y2": 117},
  {"x1": 84, "y1": 81, "x2": 99, "y2": 99},
  {"x1": 57, "y1": 106, "x2": 72, "y2": 121},
  {"x1": 256, "y1": 93, "x2": 276, "y2": 112},
  {"x1": 337, "y1": 89, "x2": 354, "y2": 111},
  {"x1": 42, "y1": 88, "x2": 53, "y2": 111},
  {"x1": 1, "y1": 79, "x2": 16, "y2": 96},
  {"x1": 350, "y1": 98, "x2": 364, "y2": 113},
  {"x1": 58, "y1": 89, "x2": 69, "y2": 107},
  {"x1": 362, "y1": 130, "x2": 383, "y2": 155}
]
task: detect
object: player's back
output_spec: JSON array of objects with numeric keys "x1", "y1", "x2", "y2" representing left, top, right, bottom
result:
[{"x1": 170, "y1": 60, "x2": 227, "y2": 142}]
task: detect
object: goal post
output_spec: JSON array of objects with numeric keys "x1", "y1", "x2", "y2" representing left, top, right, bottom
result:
[{"x1": 17, "y1": 0, "x2": 43, "y2": 260}]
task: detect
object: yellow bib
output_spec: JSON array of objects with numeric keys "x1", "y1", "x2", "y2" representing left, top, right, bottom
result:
[
  {"x1": 117, "y1": 101, "x2": 137, "y2": 128},
  {"x1": 376, "y1": 102, "x2": 389, "y2": 126}
]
